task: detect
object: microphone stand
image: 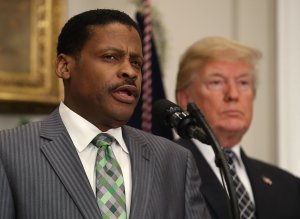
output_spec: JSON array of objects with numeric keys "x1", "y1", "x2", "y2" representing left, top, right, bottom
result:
[{"x1": 187, "y1": 103, "x2": 240, "y2": 219}]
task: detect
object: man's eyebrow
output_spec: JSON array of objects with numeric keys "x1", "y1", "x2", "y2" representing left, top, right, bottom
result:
[
  {"x1": 207, "y1": 72, "x2": 226, "y2": 77},
  {"x1": 130, "y1": 53, "x2": 143, "y2": 60},
  {"x1": 103, "y1": 47, "x2": 142, "y2": 58},
  {"x1": 101, "y1": 47, "x2": 125, "y2": 54}
]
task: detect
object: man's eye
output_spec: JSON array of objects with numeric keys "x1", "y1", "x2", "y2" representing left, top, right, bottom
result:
[
  {"x1": 103, "y1": 55, "x2": 117, "y2": 61},
  {"x1": 131, "y1": 60, "x2": 142, "y2": 69},
  {"x1": 206, "y1": 80, "x2": 225, "y2": 90},
  {"x1": 210, "y1": 80, "x2": 222, "y2": 85},
  {"x1": 238, "y1": 79, "x2": 252, "y2": 90}
]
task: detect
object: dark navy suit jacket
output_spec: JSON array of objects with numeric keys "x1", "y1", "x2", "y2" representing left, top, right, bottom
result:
[{"x1": 176, "y1": 138, "x2": 300, "y2": 219}]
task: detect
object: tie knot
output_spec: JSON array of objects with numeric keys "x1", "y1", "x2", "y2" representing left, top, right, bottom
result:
[
  {"x1": 92, "y1": 133, "x2": 115, "y2": 149},
  {"x1": 92, "y1": 134, "x2": 116, "y2": 160},
  {"x1": 224, "y1": 149, "x2": 235, "y2": 165}
]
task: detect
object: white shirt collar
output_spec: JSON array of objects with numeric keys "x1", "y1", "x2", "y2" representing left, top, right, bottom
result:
[
  {"x1": 59, "y1": 102, "x2": 128, "y2": 154},
  {"x1": 228, "y1": 145, "x2": 242, "y2": 166},
  {"x1": 192, "y1": 138, "x2": 255, "y2": 203},
  {"x1": 192, "y1": 139, "x2": 242, "y2": 166}
]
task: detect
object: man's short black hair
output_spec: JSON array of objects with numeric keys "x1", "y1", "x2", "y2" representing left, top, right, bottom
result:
[{"x1": 57, "y1": 9, "x2": 142, "y2": 56}]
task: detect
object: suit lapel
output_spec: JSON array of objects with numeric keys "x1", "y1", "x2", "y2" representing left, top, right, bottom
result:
[
  {"x1": 197, "y1": 155, "x2": 231, "y2": 219},
  {"x1": 177, "y1": 139, "x2": 231, "y2": 219},
  {"x1": 39, "y1": 109, "x2": 102, "y2": 219},
  {"x1": 122, "y1": 126, "x2": 154, "y2": 219},
  {"x1": 241, "y1": 150, "x2": 273, "y2": 218}
]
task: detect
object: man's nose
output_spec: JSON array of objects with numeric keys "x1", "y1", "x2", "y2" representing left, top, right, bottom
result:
[
  {"x1": 118, "y1": 61, "x2": 139, "y2": 80},
  {"x1": 225, "y1": 81, "x2": 239, "y2": 101}
]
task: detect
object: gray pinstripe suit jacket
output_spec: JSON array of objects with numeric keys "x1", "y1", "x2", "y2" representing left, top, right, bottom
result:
[{"x1": 0, "y1": 108, "x2": 211, "y2": 219}]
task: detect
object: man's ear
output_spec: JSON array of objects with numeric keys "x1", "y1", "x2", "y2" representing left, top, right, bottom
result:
[
  {"x1": 56, "y1": 54, "x2": 72, "y2": 79},
  {"x1": 176, "y1": 89, "x2": 190, "y2": 111}
]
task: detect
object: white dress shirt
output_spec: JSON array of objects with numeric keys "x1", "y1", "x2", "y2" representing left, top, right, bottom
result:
[
  {"x1": 192, "y1": 139, "x2": 255, "y2": 203},
  {"x1": 59, "y1": 102, "x2": 132, "y2": 216}
]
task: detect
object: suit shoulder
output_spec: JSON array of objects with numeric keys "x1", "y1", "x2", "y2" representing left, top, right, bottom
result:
[
  {"x1": 247, "y1": 156, "x2": 299, "y2": 180},
  {"x1": 0, "y1": 121, "x2": 42, "y2": 138},
  {"x1": 0, "y1": 121, "x2": 43, "y2": 161}
]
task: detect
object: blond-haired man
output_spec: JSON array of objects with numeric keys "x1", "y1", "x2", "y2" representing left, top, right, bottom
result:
[{"x1": 175, "y1": 36, "x2": 300, "y2": 219}]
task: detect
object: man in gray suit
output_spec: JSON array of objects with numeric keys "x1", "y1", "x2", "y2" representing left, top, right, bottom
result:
[{"x1": 0, "y1": 9, "x2": 211, "y2": 219}]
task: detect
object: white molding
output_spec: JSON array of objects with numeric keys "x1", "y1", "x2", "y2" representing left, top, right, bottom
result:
[{"x1": 277, "y1": 0, "x2": 300, "y2": 176}]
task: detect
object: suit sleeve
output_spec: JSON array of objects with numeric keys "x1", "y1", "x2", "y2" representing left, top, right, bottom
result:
[
  {"x1": 0, "y1": 158, "x2": 14, "y2": 219},
  {"x1": 185, "y1": 150, "x2": 212, "y2": 219}
]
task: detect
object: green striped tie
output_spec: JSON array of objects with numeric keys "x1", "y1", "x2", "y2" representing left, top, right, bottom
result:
[{"x1": 92, "y1": 133, "x2": 127, "y2": 219}]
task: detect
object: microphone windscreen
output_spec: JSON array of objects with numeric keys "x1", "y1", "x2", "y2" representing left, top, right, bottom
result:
[{"x1": 152, "y1": 99, "x2": 182, "y2": 123}]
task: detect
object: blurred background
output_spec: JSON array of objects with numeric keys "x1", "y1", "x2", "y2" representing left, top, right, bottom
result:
[{"x1": 0, "y1": 0, "x2": 299, "y2": 177}]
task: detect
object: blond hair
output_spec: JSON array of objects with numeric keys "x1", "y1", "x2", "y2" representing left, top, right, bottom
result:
[{"x1": 175, "y1": 36, "x2": 262, "y2": 92}]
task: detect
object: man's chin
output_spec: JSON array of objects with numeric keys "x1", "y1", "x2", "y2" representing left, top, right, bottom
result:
[
  {"x1": 113, "y1": 113, "x2": 134, "y2": 127},
  {"x1": 219, "y1": 120, "x2": 249, "y2": 131},
  {"x1": 216, "y1": 124, "x2": 249, "y2": 136}
]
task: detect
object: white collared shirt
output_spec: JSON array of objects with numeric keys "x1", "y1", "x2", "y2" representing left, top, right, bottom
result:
[
  {"x1": 192, "y1": 139, "x2": 255, "y2": 203},
  {"x1": 59, "y1": 102, "x2": 132, "y2": 216}
]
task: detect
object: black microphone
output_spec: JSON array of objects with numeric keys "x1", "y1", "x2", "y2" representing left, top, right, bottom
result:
[
  {"x1": 153, "y1": 99, "x2": 209, "y2": 143},
  {"x1": 153, "y1": 99, "x2": 240, "y2": 219}
]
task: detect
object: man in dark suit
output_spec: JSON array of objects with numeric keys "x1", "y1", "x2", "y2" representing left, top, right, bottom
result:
[
  {"x1": 175, "y1": 36, "x2": 300, "y2": 219},
  {"x1": 0, "y1": 9, "x2": 211, "y2": 219}
]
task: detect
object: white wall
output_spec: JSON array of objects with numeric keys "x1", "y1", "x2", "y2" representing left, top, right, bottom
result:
[{"x1": 4, "y1": 1, "x2": 298, "y2": 175}]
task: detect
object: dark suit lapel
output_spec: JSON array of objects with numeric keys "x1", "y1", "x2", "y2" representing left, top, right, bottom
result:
[
  {"x1": 241, "y1": 149, "x2": 273, "y2": 218},
  {"x1": 39, "y1": 109, "x2": 102, "y2": 219},
  {"x1": 176, "y1": 139, "x2": 231, "y2": 219},
  {"x1": 122, "y1": 126, "x2": 154, "y2": 219},
  {"x1": 197, "y1": 154, "x2": 231, "y2": 219}
]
